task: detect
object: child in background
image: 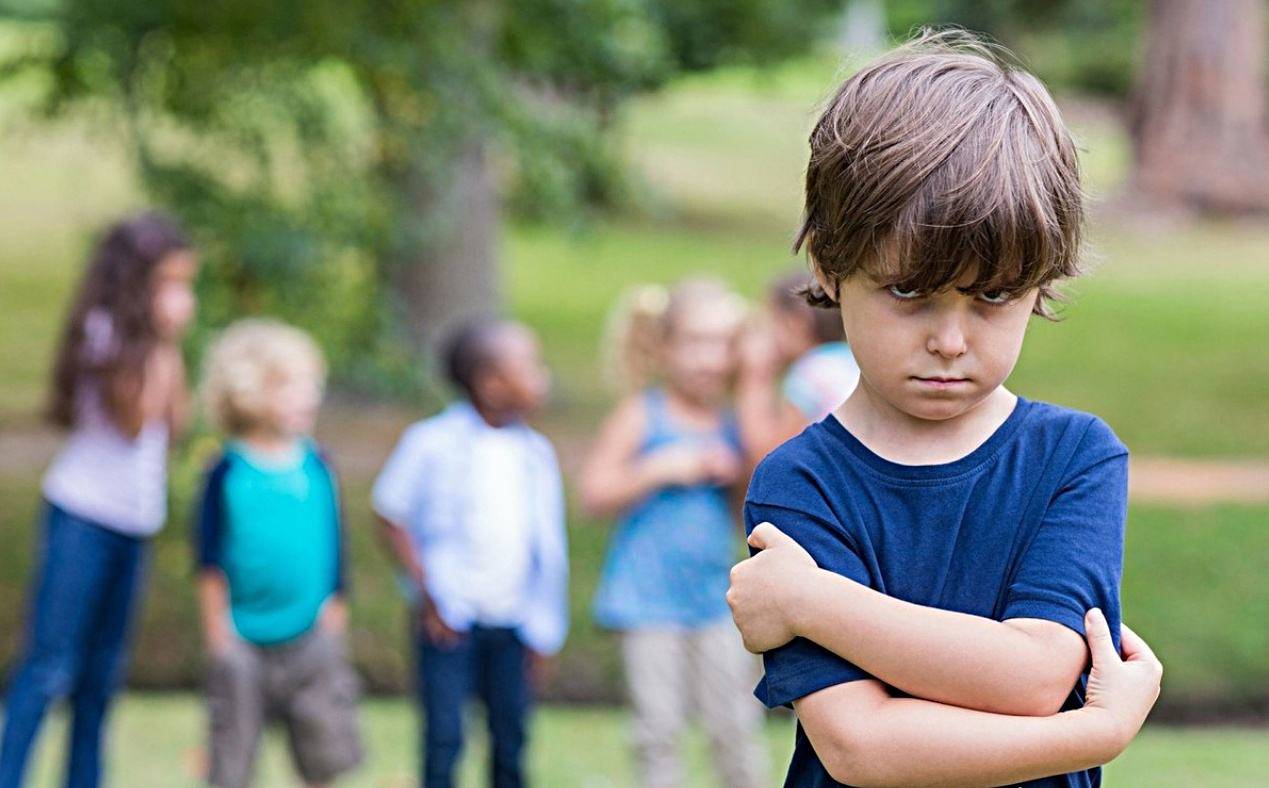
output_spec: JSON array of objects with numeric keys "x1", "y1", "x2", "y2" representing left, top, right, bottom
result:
[
  {"x1": 0, "y1": 213, "x2": 197, "y2": 788},
  {"x1": 580, "y1": 280, "x2": 769, "y2": 788},
  {"x1": 737, "y1": 270, "x2": 860, "y2": 465},
  {"x1": 195, "y1": 319, "x2": 362, "y2": 788},
  {"x1": 372, "y1": 318, "x2": 568, "y2": 788}
]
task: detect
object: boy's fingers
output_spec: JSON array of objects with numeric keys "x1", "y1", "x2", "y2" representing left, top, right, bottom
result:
[
  {"x1": 748, "y1": 521, "x2": 793, "y2": 550},
  {"x1": 747, "y1": 522, "x2": 776, "y2": 549},
  {"x1": 1083, "y1": 608, "x2": 1117, "y2": 666},
  {"x1": 1120, "y1": 623, "x2": 1161, "y2": 667}
]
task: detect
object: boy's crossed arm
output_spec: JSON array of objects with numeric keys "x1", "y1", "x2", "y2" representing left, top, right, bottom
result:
[
  {"x1": 730, "y1": 522, "x2": 1085, "y2": 717},
  {"x1": 790, "y1": 612, "x2": 1160, "y2": 787},
  {"x1": 730, "y1": 520, "x2": 1162, "y2": 785}
]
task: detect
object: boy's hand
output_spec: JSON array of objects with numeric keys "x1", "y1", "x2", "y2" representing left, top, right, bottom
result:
[
  {"x1": 1081, "y1": 609, "x2": 1163, "y2": 757},
  {"x1": 727, "y1": 522, "x2": 817, "y2": 653},
  {"x1": 320, "y1": 597, "x2": 349, "y2": 636},
  {"x1": 419, "y1": 598, "x2": 462, "y2": 648},
  {"x1": 526, "y1": 650, "x2": 555, "y2": 693},
  {"x1": 204, "y1": 619, "x2": 233, "y2": 659}
]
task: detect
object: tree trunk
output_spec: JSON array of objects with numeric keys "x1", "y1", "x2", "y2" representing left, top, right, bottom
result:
[
  {"x1": 389, "y1": 139, "x2": 501, "y2": 359},
  {"x1": 1130, "y1": 0, "x2": 1269, "y2": 214}
]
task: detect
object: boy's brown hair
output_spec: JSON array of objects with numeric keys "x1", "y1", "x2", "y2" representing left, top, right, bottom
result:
[{"x1": 795, "y1": 29, "x2": 1083, "y2": 318}]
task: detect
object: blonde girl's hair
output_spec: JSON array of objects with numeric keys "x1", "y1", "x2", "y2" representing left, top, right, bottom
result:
[
  {"x1": 602, "y1": 278, "x2": 747, "y2": 391},
  {"x1": 200, "y1": 318, "x2": 326, "y2": 435}
]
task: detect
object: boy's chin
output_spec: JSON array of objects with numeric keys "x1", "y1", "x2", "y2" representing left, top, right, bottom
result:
[{"x1": 893, "y1": 393, "x2": 982, "y2": 423}]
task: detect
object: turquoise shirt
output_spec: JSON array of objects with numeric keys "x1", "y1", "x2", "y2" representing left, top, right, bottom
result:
[{"x1": 195, "y1": 441, "x2": 345, "y2": 645}]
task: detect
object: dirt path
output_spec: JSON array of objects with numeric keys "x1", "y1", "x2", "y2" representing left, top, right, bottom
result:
[{"x1": 2, "y1": 414, "x2": 1267, "y2": 506}]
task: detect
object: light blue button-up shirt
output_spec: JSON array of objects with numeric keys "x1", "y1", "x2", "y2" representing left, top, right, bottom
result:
[{"x1": 371, "y1": 401, "x2": 569, "y2": 655}]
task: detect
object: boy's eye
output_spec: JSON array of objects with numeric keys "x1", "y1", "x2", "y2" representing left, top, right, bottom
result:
[
  {"x1": 977, "y1": 290, "x2": 1014, "y2": 305},
  {"x1": 886, "y1": 285, "x2": 923, "y2": 300}
]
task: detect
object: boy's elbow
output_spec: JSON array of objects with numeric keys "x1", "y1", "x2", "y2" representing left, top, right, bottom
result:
[
  {"x1": 1020, "y1": 682, "x2": 1073, "y2": 717},
  {"x1": 819, "y1": 727, "x2": 874, "y2": 786},
  {"x1": 806, "y1": 718, "x2": 896, "y2": 787}
]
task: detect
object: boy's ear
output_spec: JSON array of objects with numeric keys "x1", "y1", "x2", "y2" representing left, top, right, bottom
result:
[{"x1": 808, "y1": 254, "x2": 839, "y2": 304}]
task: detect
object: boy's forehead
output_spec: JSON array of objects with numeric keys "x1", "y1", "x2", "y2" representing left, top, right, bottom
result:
[{"x1": 485, "y1": 322, "x2": 538, "y2": 362}]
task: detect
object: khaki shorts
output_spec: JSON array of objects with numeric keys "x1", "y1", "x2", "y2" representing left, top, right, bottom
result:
[{"x1": 206, "y1": 627, "x2": 363, "y2": 788}]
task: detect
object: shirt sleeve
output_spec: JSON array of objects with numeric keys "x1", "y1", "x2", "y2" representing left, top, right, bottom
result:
[
  {"x1": 1002, "y1": 419, "x2": 1128, "y2": 649},
  {"x1": 315, "y1": 448, "x2": 351, "y2": 596},
  {"x1": 745, "y1": 499, "x2": 877, "y2": 708},
  {"x1": 371, "y1": 423, "x2": 430, "y2": 528},
  {"x1": 520, "y1": 437, "x2": 570, "y2": 655},
  {"x1": 194, "y1": 456, "x2": 231, "y2": 572}
]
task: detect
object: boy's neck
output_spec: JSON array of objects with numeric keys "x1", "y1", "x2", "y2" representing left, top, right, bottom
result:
[
  {"x1": 836, "y1": 382, "x2": 1017, "y2": 466},
  {"x1": 238, "y1": 430, "x2": 303, "y2": 457},
  {"x1": 470, "y1": 399, "x2": 521, "y2": 429}
]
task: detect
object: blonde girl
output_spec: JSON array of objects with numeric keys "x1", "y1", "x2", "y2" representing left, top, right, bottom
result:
[{"x1": 579, "y1": 279, "x2": 769, "y2": 788}]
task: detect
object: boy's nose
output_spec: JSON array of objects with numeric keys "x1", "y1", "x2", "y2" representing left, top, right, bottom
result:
[{"x1": 926, "y1": 318, "x2": 968, "y2": 358}]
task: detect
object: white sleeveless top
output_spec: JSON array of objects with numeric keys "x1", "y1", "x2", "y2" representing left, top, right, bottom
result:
[{"x1": 41, "y1": 311, "x2": 169, "y2": 537}]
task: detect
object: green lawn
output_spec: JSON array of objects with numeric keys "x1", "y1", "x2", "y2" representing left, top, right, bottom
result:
[{"x1": 16, "y1": 695, "x2": 1269, "y2": 788}]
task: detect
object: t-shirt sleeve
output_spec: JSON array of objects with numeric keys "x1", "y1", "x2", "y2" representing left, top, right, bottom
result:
[
  {"x1": 371, "y1": 424, "x2": 430, "y2": 528},
  {"x1": 1002, "y1": 418, "x2": 1128, "y2": 647},
  {"x1": 745, "y1": 498, "x2": 878, "y2": 708},
  {"x1": 315, "y1": 448, "x2": 351, "y2": 596},
  {"x1": 194, "y1": 456, "x2": 230, "y2": 572}
]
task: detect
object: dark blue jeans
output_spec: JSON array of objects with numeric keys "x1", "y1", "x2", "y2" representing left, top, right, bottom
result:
[
  {"x1": 416, "y1": 625, "x2": 530, "y2": 788},
  {"x1": 0, "y1": 502, "x2": 147, "y2": 788}
]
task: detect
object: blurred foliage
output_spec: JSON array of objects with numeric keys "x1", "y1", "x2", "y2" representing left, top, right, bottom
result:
[
  {"x1": 0, "y1": 0, "x2": 844, "y2": 392},
  {"x1": 888, "y1": 0, "x2": 1142, "y2": 96}
]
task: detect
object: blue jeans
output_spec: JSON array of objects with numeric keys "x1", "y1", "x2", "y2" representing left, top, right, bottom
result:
[
  {"x1": 416, "y1": 625, "x2": 530, "y2": 788},
  {"x1": 0, "y1": 502, "x2": 148, "y2": 788}
]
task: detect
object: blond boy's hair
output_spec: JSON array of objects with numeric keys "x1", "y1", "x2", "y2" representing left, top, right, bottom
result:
[{"x1": 201, "y1": 318, "x2": 326, "y2": 435}]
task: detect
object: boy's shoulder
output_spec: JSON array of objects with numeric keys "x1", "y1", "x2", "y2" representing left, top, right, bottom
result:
[
  {"x1": 1016, "y1": 399, "x2": 1128, "y2": 466},
  {"x1": 747, "y1": 399, "x2": 1127, "y2": 506},
  {"x1": 746, "y1": 418, "x2": 845, "y2": 515}
]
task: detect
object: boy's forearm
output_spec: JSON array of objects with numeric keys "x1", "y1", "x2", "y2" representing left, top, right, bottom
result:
[
  {"x1": 800, "y1": 683, "x2": 1123, "y2": 787},
  {"x1": 197, "y1": 572, "x2": 231, "y2": 649},
  {"x1": 375, "y1": 516, "x2": 427, "y2": 595},
  {"x1": 794, "y1": 569, "x2": 1080, "y2": 715}
]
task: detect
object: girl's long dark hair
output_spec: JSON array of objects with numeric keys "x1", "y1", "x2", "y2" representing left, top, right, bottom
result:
[{"x1": 47, "y1": 212, "x2": 191, "y2": 436}]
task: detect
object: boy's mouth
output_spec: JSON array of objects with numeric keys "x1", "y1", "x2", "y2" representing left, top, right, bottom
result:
[{"x1": 912, "y1": 375, "x2": 971, "y2": 389}]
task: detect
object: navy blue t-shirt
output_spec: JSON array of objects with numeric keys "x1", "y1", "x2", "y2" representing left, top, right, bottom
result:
[{"x1": 746, "y1": 397, "x2": 1128, "y2": 788}]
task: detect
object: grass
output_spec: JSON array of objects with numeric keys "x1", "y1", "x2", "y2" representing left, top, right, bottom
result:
[{"x1": 16, "y1": 695, "x2": 1269, "y2": 787}]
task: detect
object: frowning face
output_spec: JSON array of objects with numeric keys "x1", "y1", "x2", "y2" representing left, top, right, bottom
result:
[{"x1": 828, "y1": 269, "x2": 1037, "y2": 423}]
